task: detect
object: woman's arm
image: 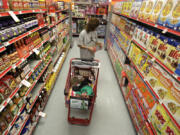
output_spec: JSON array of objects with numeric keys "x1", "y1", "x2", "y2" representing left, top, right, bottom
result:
[{"x1": 78, "y1": 45, "x2": 96, "y2": 52}]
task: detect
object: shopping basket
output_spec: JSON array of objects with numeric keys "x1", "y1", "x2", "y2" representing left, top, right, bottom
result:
[{"x1": 64, "y1": 58, "x2": 100, "y2": 125}]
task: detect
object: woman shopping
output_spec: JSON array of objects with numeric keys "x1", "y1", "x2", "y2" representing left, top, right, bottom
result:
[{"x1": 78, "y1": 18, "x2": 103, "y2": 60}]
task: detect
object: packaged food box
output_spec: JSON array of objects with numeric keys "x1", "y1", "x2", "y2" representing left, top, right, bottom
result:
[
  {"x1": 143, "y1": 0, "x2": 158, "y2": 21},
  {"x1": 146, "y1": 62, "x2": 180, "y2": 126},
  {"x1": 138, "y1": 0, "x2": 148, "y2": 20},
  {"x1": 149, "y1": 104, "x2": 170, "y2": 134},
  {"x1": 147, "y1": 32, "x2": 161, "y2": 57},
  {"x1": 114, "y1": 2, "x2": 122, "y2": 13},
  {"x1": 130, "y1": 0, "x2": 143, "y2": 19},
  {"x1": 165, "y1": 39, "x2": 180, "y2": 75},
  {"x1": 157, "y1": 0, "x2": 178, "y2": 27},
  {"x1": 165, "y1": 0, "x2": 180, "y2": 31},
  {"x1": 149, "y1": 0, "x2": 168, "y2": 24},
  {"x1": 155, "y1": 35, "x2": 174, "y2": 64},
  {"x1": 128, "y1": 41, "x2": 143, "y2": 65},
  {"x1": 134, "y1": 74, "x2": 156, "y2": 113},
  {"x1": 162, "y1": 120, "x2": 180, "y2": 135}
]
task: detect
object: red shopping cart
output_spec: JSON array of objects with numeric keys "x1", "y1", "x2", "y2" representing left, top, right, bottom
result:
[{"x1": 64, "y1": 58, "x2": 100, "y2": 125}]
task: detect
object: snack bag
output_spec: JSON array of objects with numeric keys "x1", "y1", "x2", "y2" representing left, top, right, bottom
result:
[
  {"x1": 143, "y1": 0, "x2": 158, "y2": 21},
  {"x1": 149, "y1": 0, "x2": 168, "y2": 24},
  {"x1": 166, "y1": 0, "x2": 180, "y2": 31},
  {"x1": 157, "y1": 0, "x2": 175, "y2": 27}
]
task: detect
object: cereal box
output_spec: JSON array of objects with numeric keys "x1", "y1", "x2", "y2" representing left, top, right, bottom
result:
[
  {"x1": 128, "y1": 41, "x2": 143, "y2": 64},
  {"x1": 149, "y1": 104, "x2": 170, "y2": 134},
  {"x1": 134, "y1": 74, "x2": 156, "y2": 112},
  {"x1": 143, "y1": 0, "x2": 158, "y2": 21},
  {"x1": 146, "y1": 62, "x2": 180, "y2": 126},
  {"x1": 166, "y1": 0, "x2": 180, "y2": 31},
  {"x1": 149, "y1": 0, "x2": 168, "y2": 24},
  {"x1": 138, "y1": 0, "x2": 148, "y2": 20},
  {"x1": 114, "y1": 2, "x2": 122, "y2": 14},
  {"x1": 157, "y1": 0, "x2": 177, "y2": 27},
  {"x1": 162, "y1": 120, "x2": 180, "y2": 135},
  {"x1": 130, "y1": 0, "x2": 143, "y2": 18},
  {"x1": 165, "y1": 39, "x2": 180, "y2": 75},
  {"x1": 147, "y1": 32, "x2": 161, "y2": 57},
  {"x1": 155, "y1": 35, "x2": 171, "y2": 63}
]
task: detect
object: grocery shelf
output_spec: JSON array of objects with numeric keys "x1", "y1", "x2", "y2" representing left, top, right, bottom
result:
[
  {"x1": 50, "y1": 35, "x2": 56, "y2": 42},
  {"x1": 113, "y1": 12, "x2": 180, "y2": 37},
  {"x1": 111, "y1": 22, "x2": 180, "y2": 81},
  {"x1": 49, "y1": 16, "x2": 69, "y2": 28},
  {"x1": 28, "y1": 83, "x2": 44, "y2": 113},
  {"x1": 107, "y1": 47, "x2": 140, "y2": 134},
  {"x1": 73, "y1": 2, "x2": 92, "y2": 5},
  {"x1": 25, "y1": 58, "x2": 52, "y2": 97},
  {"x1": 3, "y1": 24, "x2": 47, "y2": 47},
  {"x1": 3, "y1": 104, "x2": 26, "y2": 135},
  {"x1": 73, "y1": 33, "x2": 79, "y2": 36},
  {"x1": 0, "y1": 9, "x2": 47, "y2": 17},
  {"x1": 110, "y1": 30, "x2": 180, "y2": 131},
  {"x1": 17, "y1": 115, "x2": 30, "y2": 135},
  {"x1": 72, "y1": 16, "x2": 85, "y2": 19},
  {"x1": 133, "y1": 39, "x2": 179, "y2": 81},
  {"x1": 56, "y1": 8, "x2": 69, "y2": 13}
]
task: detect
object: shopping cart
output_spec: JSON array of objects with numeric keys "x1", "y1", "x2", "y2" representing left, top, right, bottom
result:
[{"x1": 64, "y1": 58, "x2": 100, "y2": 125}]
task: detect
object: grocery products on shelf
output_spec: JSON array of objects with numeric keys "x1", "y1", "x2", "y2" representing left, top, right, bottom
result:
[
  {"x1": 0, "y1": 1, "x2": 71, "y2": 134},
  {"x1": 107, "y1": 5, "x2": 180, "y2": 134},
  {"x1": 113, "y1": 0, "x2": 180, "y2": 35}
]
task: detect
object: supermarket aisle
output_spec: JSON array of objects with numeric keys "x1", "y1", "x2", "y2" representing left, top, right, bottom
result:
[{"x1": 34, "y1": 39, "x2": 136, "y2": 135}]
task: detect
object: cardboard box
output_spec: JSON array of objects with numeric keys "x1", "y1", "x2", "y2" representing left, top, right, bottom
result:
[
  {"x1": 166, "y1": 0, "x2": 180, "y2": 31},
  {"x1": 146, "y1": 62, "x2": 180, "y2": 126},
  {"x1": 143, "y1": 0, "x2": 158, "y2": 21},
  {"x1": 149, "y1": 0, "x2": 168, "y2": 24},
  {"x1": 138, "y1": 0, "x2": 148, "y2": 20},
  {"x1": 150, "y1": 104, "x2": 170, "y2": 134},
  {"x1": 157, "y1": 0, "x2": 178, "y2": 27},
  {"x1": 130, "y1": 0, "x2": 143, "y2": 19}
]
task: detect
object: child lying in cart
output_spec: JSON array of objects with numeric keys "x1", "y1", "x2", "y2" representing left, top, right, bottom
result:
[{"x1": 67, "y1": 68, "x2": 96, "y2": 100}]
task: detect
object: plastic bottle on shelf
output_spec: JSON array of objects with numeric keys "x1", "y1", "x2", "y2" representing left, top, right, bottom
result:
[
  {"x1": 13, "y1": 93, "x2": 24, "y2": 108},
  {"x1": 8, "y1": 100, "x2": 19, "y2": 116},
  {"x1": 0, "y1": 116, "x2": 8, "y2": 133},
  {"x1": 2, "y1": 108, "x2": 13, "y2": 124}
]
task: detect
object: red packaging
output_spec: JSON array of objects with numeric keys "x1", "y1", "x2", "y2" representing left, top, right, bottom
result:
[{"x1": 0, "y1": 0, "x2": 9, "y2": 11}]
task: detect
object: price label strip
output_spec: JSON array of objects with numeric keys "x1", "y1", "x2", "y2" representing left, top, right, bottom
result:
[{"x1": 8, "y1": 11, "x2": 20, "y2": 22}]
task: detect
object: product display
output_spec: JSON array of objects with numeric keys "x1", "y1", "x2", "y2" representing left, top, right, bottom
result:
[
  {"x1": 108, "y1": 2, "x2": 180, "y2": 134},
  {"x1": 0, "y1": 1, "x2": 70, "y2": 135}
]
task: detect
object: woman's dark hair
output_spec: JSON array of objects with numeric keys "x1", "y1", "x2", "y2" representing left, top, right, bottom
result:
[{"x1": 86, "y1": 18, "x2": 100, "y2": 33}]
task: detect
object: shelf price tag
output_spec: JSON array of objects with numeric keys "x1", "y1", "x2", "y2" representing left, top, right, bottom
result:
[
  {"x1": 8, "y1": 11, "x2": 20, "y2": 22},
  {"x1": 22, "y1": 80, "x2": 31, "y2": 88},
  {"x1": 33, "y1": 48, "x2": 40, "y2": 55},
  {"x1": 162, "y1": 28, "x2": 168, "y2": 34},
  {"x1": 39, "y1": 112, "x2": 46, "y2": 117}
]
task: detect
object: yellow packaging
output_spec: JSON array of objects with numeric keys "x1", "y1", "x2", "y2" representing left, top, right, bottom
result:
[
  {"x1": 128, "y1": 42, "x2": 143, "y2": 64},
  {"x1": 138, "y1": 0, "x2": 148, "y2": 20},
  {"x1": 150, "y1": 104, "x2": 170, "y2": 135},
  {"x1": 149, "y1": 0, "x2": 168, "y2": 23},
  {"x1": 147, "y1": 33, "x2": 161, "y2": 57},
  {"x1": 162, "y1": 120, "x2": 180, "y2": 135}
]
